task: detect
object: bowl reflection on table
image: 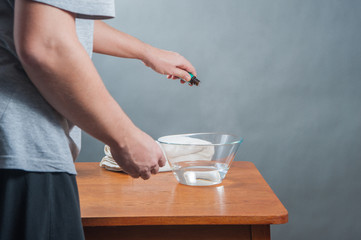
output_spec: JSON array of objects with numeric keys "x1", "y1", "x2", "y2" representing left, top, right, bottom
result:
[{"x1": 157, "y1": 133, "x2": 243, "y2": 186}]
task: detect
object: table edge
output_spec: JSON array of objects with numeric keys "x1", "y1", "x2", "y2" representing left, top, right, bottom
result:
[{"x1": 82, "y1": 214, "x2": 288, "y2": 227}]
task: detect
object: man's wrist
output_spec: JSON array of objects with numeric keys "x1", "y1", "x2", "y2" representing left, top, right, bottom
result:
[
  {"x1": 105, "y1": 114, "x2": 138, "y2": 151},
  {"x1": 138, "y1": 43, "x2": 154, "y2": 63}
]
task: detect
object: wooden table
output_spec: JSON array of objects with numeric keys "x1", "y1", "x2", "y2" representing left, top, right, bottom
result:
[{"x1": 76, "y1": 162, "x2": 288, "y2": 240}]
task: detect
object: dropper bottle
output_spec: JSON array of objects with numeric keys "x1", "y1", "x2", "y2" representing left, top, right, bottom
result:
[{"x1": 188, "y1": 72, "x2": 200, "y2": 86}]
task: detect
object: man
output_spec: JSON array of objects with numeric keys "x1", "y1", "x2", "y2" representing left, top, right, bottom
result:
[{"x1": 0, "y1": 0, "x2": 197, "y2": 239}]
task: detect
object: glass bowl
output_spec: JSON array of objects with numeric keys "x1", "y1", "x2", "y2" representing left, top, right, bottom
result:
[{"x1": 157, "y1": 133, "x2": 243, "y2": 186}]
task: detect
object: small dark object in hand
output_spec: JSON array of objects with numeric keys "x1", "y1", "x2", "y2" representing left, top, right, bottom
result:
[{"x1": 189, "y1": 76, "x2": 200, "y2": 86}]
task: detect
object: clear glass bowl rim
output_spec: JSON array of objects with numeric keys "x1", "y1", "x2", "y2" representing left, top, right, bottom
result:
[{"x1": 157, "y1": 132, "x2": 243, "y2": 146}]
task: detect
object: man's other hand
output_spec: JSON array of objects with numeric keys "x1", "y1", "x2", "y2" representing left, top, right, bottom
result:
[{"x1": 109, "y1": 127, "x2": 166, "y2": 180}]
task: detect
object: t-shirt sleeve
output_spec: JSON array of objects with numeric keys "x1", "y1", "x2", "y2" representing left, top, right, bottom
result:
[{"x1": 32, "y1": 0, "x2": 115, "y2": 19}]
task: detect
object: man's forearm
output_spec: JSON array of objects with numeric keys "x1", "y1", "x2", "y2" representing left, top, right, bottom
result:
[
  {"x1": 93, "y1": 20, "x2": 151, "y2": 60},
  {"x1": 93, "y1": 20, "x2": 197, "y2": 82}
]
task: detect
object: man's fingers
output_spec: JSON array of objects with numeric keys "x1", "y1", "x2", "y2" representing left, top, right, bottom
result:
[
  {"x1": 151, "y1": 165, "x2": 159, "y2": 175},
  {"x1": 117, "y1": 161, "x2": 140, "y2": 178},
  {"x1": 158, "y1": 155, "x2": 166, "y2": 168},
  {"x1": 177, "y1": 62, "x2": 197, "y2": 77},
  {"x1": 167, "y1": 75, "x2": 179, "y2": 80},
  {"x1": 140, "y1": 170, "x2": 151, "y2": 180},
  {"x1": 173, "y1": 68, "x2": 191, "y2": 82}
]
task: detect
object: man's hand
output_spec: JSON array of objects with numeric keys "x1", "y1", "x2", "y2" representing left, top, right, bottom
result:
[
  {"x1": 141, "y1": 46, "x2": 197, "y2": 84},
  {"x1": 109, "y1": 127, "x2": 166, "y2": 180}
]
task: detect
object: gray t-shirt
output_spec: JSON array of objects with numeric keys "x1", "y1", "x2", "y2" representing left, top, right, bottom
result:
[{"x1": 0, "y1": 0, "x2": 115, "y2": 174}]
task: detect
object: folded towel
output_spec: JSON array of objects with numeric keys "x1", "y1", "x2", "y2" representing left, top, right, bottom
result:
[{"x1": 99, "y1": 156, "x2": 123, "y2": 172}]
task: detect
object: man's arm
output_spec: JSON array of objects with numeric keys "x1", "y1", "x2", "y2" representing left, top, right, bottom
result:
[
  {"x1": 93, "y1": 20, "x2": 197, "y2": 82},
  {"x1": 14, "y1": 0, "x2": 164, "y2": 180}
]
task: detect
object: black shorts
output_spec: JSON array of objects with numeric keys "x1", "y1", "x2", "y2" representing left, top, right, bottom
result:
[{"x1": 0, "y1": 169, "x2": 85, "y2": 240}]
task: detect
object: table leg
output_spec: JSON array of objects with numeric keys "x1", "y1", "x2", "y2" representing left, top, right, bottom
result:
[{"x1": 251, "y1": 225, "x2": 270, "y2": 240}]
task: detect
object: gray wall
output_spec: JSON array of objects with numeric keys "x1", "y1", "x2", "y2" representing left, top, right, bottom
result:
[{"x1": 77, "y1": 0, "x2": 361, "y2": 239}]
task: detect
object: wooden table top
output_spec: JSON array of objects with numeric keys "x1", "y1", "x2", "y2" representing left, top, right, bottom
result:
[{"x1": 76, "y1": 162, "x2": 288, "y2": 227}]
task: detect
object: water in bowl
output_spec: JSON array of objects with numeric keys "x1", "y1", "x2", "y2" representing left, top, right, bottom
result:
[{"x1": 171, "y1": 160, "x2": 229, "y2": 186}]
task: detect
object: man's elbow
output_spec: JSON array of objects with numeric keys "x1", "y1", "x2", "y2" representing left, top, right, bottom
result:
[
  {"x1": 15, "y1": 39, "x2": 46, "y2": 69},
  {"x1": 15, "y1": 37, "x2": 72, "y2": 70}
]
